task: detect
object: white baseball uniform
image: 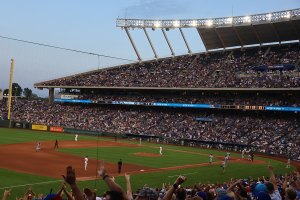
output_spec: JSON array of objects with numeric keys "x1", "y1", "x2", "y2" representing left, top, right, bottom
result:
[{"x1": 84, "y1": 157, "x2": 88, "y2": 171}]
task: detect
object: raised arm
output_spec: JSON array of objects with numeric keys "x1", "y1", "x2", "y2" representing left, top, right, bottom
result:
[
  {"x1": 98, "y1": 166, "x2": 128, "y2": 200},
  {"x1": 268, "y1": 166, "x2": 278, "y2": 190},
  {"x1": 163, "y1": 176, "x2": 186, "y2": 200},
  {"x1": 125, "y1": 173, "x2": 133, "y2": 200},
  {"x1": 62, "y1": 166, "x2": 84, "y2": 200},
  {"x1": 2, "y1": 189, "x2": 11, "y2": 200}
]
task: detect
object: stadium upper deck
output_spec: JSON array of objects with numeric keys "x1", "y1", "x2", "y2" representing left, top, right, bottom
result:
[
  {"x1": 35, "y1": 42, "x2": 300, "y2": 89},
  {"x1": 34, "y1": 9, "x2": 300, "y2": 91}
]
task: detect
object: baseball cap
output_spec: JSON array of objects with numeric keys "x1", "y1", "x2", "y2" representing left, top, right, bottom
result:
[
  {"x1": 253, "y1": 183, "x2": 267, "y2": 197},
  {"x1": 216, "y1": 188, "x2": 227, "y2": 200},
  {"x1": 256, "y1": 191, "x2": 271, "y2": 200},
  {"x1": 138, "y1": 188, "x2": 158, "y2": 200}
]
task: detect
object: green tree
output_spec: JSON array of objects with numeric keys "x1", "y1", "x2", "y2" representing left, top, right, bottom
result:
[
  {"x1": 31, "y1": 93, "x2": 39, "y2": 99},
  {"x1": 23, "y1": 88, "x2": 33, "y2": 99},
  {"x1": 3, "y1": 89, "x2": 9, "y2": 96},
  {"x1": 12, "y1": 83, "x2": 22, "y2": 96}
]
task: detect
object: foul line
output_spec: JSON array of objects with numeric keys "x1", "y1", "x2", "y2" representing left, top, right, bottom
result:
[
  {"x1": 168, "y1": 172, "x2": 198, "y2": 178},
  {"x1": 0, "y1": 180, "x2": 62, "y2": 190}
]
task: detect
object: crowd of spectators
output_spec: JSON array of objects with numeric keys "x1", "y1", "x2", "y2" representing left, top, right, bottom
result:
[
  {"x1": 37, "y1": 43, "x2": 300, "y2": 88},
  {"x1": 0, "y1": 99, "x2": 299, "y2": 160},
  {"x1": 2, "y1": 164, "x2": 300, "y2": 200},
  {"x1": 69, "y1": 93, "x2": 299, "y2": 107}
]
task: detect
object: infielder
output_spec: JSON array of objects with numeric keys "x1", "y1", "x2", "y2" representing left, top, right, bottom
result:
[
  {"x1": 35, "y1": 141, "x2": 41, "y2": 152},
  {"x1": 159, "y1": 146, "x2": 163, "y2": 156},
  {"x1": 209, "y1": 154, "x2": 213, "y2": 164},
  {"x1": 286, "y1": 159, "x2": 291, "y2": 168},
  {"x1": 242, "y1": 149, "x2": 246, "y2": 159},
  {"x1": 75, "y1": 134, "x2": 78, "y2": 142},
  {"x1": 84, "y1": 156, "x2": 89, "y2": 171}
]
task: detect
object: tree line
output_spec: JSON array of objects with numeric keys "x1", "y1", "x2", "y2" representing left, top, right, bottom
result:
[{"x1": 3, "y1": 83, "x2": 39, "y2": 99}]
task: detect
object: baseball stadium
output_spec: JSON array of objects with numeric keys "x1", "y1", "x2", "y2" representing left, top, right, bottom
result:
[{"x1": 0, "y1": 3, "x2": 300, "y2": 200}]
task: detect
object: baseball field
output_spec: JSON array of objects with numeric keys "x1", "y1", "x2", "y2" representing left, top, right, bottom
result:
[{"x1": 0, "y1": 128, "x2": 296, "y2": 199}]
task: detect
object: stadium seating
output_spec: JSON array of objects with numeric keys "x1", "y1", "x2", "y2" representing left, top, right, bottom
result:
[{"x1": 37, "y1": 43, "x2": 300, "y2": 88}]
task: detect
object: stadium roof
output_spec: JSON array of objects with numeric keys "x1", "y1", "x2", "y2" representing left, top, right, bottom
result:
[
  {"x1": 116, "y1": 8, "x2": 300, "y2": 58},
  {"x1": 197, "y1": 17, "x2": 300, "y2": 50}
]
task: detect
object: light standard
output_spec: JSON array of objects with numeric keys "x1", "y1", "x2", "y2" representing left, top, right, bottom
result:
[{"x1": 11, "y1": 86, "x2": 19, "y2": 127}]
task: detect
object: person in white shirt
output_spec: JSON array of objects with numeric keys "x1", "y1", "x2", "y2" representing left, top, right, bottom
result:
[
  {"x1": 286, "y1": 158, "x2": 291, "y2": 168},
  {"x1": 159, "y1": 146, "x2": 163, "y2": 156},
  {"x1": 209, "y1": 154, "x2": 213, "y2": 164},
  {"x1": 242, "y1": 149, "x2": 246, "y2": 159},
  {"x1": 75, "y1": 134, "x2": 78, "y2": 142},
  {"x1": 35, "y1": 141, "x2": 41, "y2": 152},
  {"x1": 84, "y1": 156, "x2": 88, "y2": 171}
]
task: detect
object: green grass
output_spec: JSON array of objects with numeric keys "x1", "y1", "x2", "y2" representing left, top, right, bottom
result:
[
  {"x1": 0, "y1": 128, "x2": 103, "y2": 145},
  {"x1": 59, "y1": 146, "x2": 210, "y2": 168},
  {"x1": 0, "y1": 128, "x2": 295, "y2": 200}
]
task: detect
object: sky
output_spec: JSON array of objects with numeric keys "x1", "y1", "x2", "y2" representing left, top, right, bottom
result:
[{"x1": 0, "y1": 0, "x2": 299, "y2": 96}]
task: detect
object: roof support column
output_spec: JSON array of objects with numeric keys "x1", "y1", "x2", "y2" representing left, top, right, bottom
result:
[
  {"x1": 251, "y1": 25, "x2": 262, "y2": 46},
  {"x1": 233, "y1": 27, "x2": 244, "y2": 49},
  {"x1": 197, "y1": 28, "x2": 208, "y2": 52},
  {"x1": 143, "y1": 28, "x2": 158, "y2": 59},
  {"x1": 290, "y1": 21, "x2": 300, "y2": 41},
  {"x1": 214, "y1": 28, "x2": 226, "y2": 50},
  {"x1": 124, "y1": 27, "x2": 142, "y2": 62},
  {"x1": 179, "y1": 28, "x2": 192, "y2": 54},
  {"x1": 270, "y1": 24, "x2": 281, "y2": 44},
  {"x1": 48, "y1": 88, "x2": 54, "y2": 104},
  {"x1": 161, "y1": 28, "x2": 175, "y2": 56}
]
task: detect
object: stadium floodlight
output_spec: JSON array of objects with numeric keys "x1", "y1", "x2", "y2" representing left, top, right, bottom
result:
[
  {"x1": 173, "y1": 20, "x2": 180, "y2": 27},
  {"x1": 243, "y1": 16, "x2": 251, "y2": 23},
  {"x1": 206, "y1": 20, "x2": 213, "y2": 27},
  {"x1": 266, "y1": 13, "x2": 272, "y2": 21},
  {"x1": 154, "y1": 21, "x2": 161, "y2": 28},
  {"x1": 226, "y1": 17, "x2": 233, "y2": 24},
  {"x1": 116, "y1": 8, "x2": 299, "y2": 29},
  {"x1": 191, "y1": 20, "x2": 198, "y2": 27}
]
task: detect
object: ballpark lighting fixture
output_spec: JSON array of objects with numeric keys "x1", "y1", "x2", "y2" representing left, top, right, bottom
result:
[
  {"x1": 226, "y1": 17, "x2": 233, "y2": 24},
  {"x1": 191, "y1": 20, "x2": 197, "y2": 27},
  {"x1": 206, "y1": 20, "x2": 213, "y2": 27},
  {"x1": 116, "y1": 8, "x2": 299, "y2": 29},
  {"x1": 243, "y1": 16, "x2": 251, "y2": 23},
  {"x1": 154, "y1": 21, "x2": 161, "y2": 28},
  {"x1": 173, "y1": 20, "x2": 180, "y2": 27}
]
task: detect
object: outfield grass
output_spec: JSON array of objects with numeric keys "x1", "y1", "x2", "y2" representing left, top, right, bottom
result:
[
  {"x1": 59, "y1": 146, "x2": 211, "y2": 168},
  {"x1": 0, "y1": 128, "x2": 295, "y2": 200}
]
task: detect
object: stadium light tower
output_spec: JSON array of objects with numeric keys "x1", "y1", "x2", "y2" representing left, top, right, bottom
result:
[{"x1": 116, "y1": 8, "x2": 300, "y2": 61}]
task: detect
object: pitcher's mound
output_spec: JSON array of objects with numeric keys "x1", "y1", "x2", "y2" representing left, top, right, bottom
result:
[{"x1": 134, "y1": 152, "x2": 161, "y2": 157}]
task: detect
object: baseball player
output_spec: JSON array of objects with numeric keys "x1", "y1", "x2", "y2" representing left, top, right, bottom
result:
[
  {"x1": 84, "y1": 156, "x2": 89, "y2": 171},
  {"x1": 286, "y1": 158, "x2": 291, "y2": 168},
  {"x1": 54, "y1": 139, "x2": 59, "y2": 149},
  {"x1": 221, "y1": 160, "x2": 226, "y2": 173},
  {"x1": 209, "y1": 154, "x2": 213, "y2": 164},
  {"x1": 75, "y1": 134, "x2": 78, "y2": 142},
  {"x1": 35, "y1": 141, "x2": 41, "y2": 152},
  {"x1": 159, "y1": 146, "x2": 163, "y2": 156},
  {"x1": 242, "y1": 149, "x2": 246, "y2": 159}
]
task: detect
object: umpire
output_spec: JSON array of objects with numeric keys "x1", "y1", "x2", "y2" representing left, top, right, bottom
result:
[{"x1": 118, "y1": 159, "x2": 122, "y2": 173}]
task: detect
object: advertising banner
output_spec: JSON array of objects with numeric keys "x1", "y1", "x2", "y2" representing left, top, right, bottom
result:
[
  {"x1": 32, "y1": 124, "x2": 48, "y2": 131},
  {"x1": 50, "y1": 126, "x2": 63, "y2": 133}
]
